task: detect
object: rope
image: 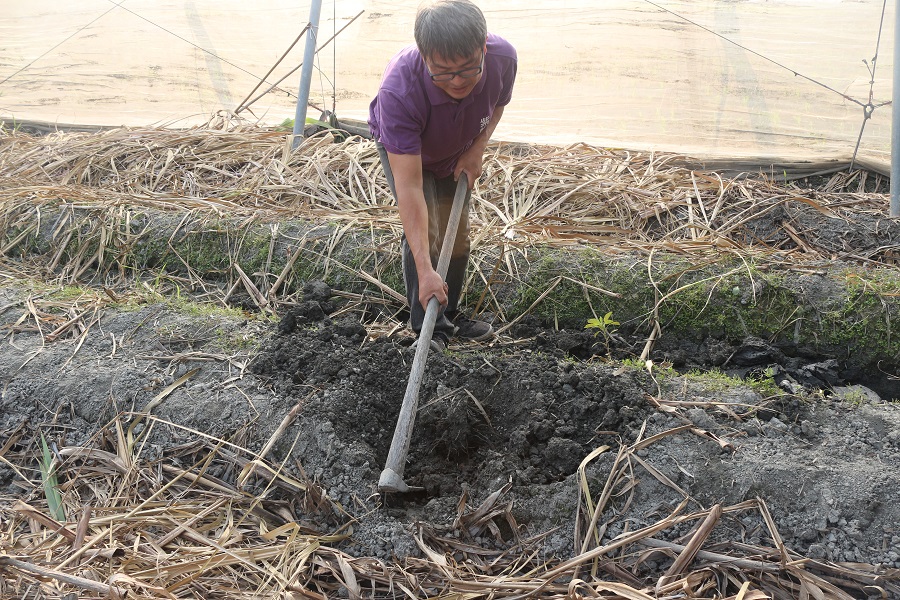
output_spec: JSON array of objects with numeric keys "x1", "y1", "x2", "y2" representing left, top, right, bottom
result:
[
  {"x1": 333, "y1": 0, "x2": 338, "y2": 114},
  {"x1": 234, "y1": 10, "x2": 364, "y2": 117},
  {"x1": 0, "y1": 0, "x2": 304, "y2": 101},
  {"x1": 313, "y1": 0, "x2": 343, "y2": 119},
  {"x1": 106, "y1": 1, "x2": 299, "y2": 100},
  {"x1": 0, "y1": 1, "x2": 127, "y2": 89},
  {"x1": 849, "y1": 0, "x2": 890, "y2": 170},
  {"x1": 640, "y1": 0, "x2": 878, "y2": 109},
  {"x1": 642, "y1": 0, "x2": 892, "y2": 172}
]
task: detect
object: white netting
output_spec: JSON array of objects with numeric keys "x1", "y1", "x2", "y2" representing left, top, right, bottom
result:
[{"x1": 1, "y1": 0, "x2": 893, "y2": 169}]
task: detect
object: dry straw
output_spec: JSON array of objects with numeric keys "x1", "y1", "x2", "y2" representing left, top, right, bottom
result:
[
  {"x1": 2, "y1": 414, "x2": 897, "y2": 599},
  {"x1": 0, "y1": 118, "x2": 894, "y2": 262},
  {"x1": 1, "y1": 118, "x2": 898, "y2": 598},
  {"x1": 1, "y1": 118, "x2": 895, "y2": 337}
]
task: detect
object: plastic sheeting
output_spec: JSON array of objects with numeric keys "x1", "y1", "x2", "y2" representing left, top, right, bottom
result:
[{"x1": 0, "y1": 1, "x2": 893, "y2": 168}]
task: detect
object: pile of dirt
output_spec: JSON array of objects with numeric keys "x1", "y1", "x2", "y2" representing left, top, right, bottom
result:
[{"x1": 2, "y1": 278, "x2": 898, "y2": 581}]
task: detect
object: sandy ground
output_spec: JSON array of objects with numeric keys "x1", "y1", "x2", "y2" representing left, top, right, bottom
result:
[{"x1": 1, "y1": 0, "x2": 893, "y2": 166}]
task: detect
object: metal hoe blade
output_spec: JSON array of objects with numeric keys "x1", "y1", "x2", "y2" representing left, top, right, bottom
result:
[{"x1": 379, "y1": 173, "x2": 469, "y2": 494}]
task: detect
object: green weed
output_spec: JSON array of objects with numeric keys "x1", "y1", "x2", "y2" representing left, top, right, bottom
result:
[
  {"x1": 585, "y1": 311, "x2": 619, "y2": 356},
  {"x1": 746, "y1": 368, "x2": 783, "y2": 397},
  {"x1": 38, "y1": 434, "x2": 65, "y2": 522}
]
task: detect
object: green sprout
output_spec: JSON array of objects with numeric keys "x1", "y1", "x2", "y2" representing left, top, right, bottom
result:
[
  {"x1": 39, "y1": 433, "x2": 65, "y2": 522},
  {"x1": 585, "y1": 312, "x2": 619, "y2": 337},
  {"x1": 585, "y1": 311, "x2": 620, "y2": 356}
]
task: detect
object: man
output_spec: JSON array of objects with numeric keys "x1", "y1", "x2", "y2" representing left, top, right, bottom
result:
[{"x1": 368, "y1": 0, "x2": 517, "y2": 350}]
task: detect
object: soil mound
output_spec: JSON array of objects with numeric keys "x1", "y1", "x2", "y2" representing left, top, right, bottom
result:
[
  {"x1": 249, "y1": 284, "x2": 900, "y2": 564},
  {"x1": 2, "y1": 276, "x2": 899, "y2": 597}
]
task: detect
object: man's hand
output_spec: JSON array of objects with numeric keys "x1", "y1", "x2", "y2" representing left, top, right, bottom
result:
[
  {"x1": 418, "y1": 268, "x2": 448, "y2": 311},
  {"x1": 454, "y1": 142, "x2": 485, "y2": 190}
]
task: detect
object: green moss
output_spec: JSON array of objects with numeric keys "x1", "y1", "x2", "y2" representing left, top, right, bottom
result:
[
  {"x1": 176, "y1": 228, "x2": 235, "y2": 274},
  {"x1": 239, "y1": 228, "x2": 289, "y2": 276},
  {"x1": 647, "y1": 361, "x2": 679, "y2": 381},
  {"x1": 828, "y1": 270, "x2": 900, "y2": 358},
  {"x1": 214, "y1": 327, "x2": 261, "y2": 352},
  {"x1": 377, "y1": 261, "x2": 405, "y2": 296},
  {"x1": 745, "y1": 368, "x2": 783, "y2": 397},
  {"x1": 504, "y1": 247, "x2": 896, "y2": 372},
  {"x1": 131, "y1": 231, "x2": 168, "y2": 268},
  {"x1": 682, "y1": 367, "x2": 742, "y2": 392},
  {"x1": 129, "y1": 220, "x2": 300, "y2": 284},
  {"x1": 679, "y1": 366, "x2": 784, "y2": 398},
  {"x1": 1, "y1": 226, "x2": 43, "y2": 257},
  {"x1": 49, "y1": 285, "x2": 95, "y2": 301},
  {"x1": 506, "y1": 249, "x2": 637, "y2": 326},
  {"x1": 730, "y1": 290, "x2": 796, "y2": 342},
  {"x1": 5, "y1": 204, "x2": 898, "y2": 376},
  {"x1": 619, "y1": 357, "x2": 649, "y2": 371},
  {"x1": 152, "y1": 298, "x2": 270, "y2": 353},
  {"x1": 506, "y1": 250, "x2": 774, "y2": 338}
]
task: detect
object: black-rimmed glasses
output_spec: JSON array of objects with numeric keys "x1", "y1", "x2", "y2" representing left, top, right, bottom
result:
[{"x1": 428, "y1": 51, "x2": 484, "y2": 82}]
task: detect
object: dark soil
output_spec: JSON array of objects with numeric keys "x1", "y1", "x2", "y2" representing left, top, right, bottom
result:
[{"x1": 2, "y1": 276, "x2": 898, "y2": 580}]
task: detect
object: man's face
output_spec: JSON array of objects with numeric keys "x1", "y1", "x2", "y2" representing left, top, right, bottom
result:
[{"x1": 424, "y1": 46, "x2": 486, "y2": 100}]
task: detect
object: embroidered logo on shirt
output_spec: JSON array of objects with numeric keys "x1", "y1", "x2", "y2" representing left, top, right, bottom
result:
[{"x1": 479, "y1": 115, "x2": 491, "y2": 133}]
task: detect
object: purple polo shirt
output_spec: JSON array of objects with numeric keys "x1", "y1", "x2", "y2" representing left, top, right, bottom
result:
[{"x1": 368, "y1": 33, "x2": 517, "y2": 178}]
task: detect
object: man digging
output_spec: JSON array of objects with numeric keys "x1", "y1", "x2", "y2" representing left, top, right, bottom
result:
[{"x1": 369, "y1": 0, "x2": 517, "y2": 351}]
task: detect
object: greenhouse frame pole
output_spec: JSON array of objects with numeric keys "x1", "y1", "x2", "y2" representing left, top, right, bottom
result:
[
  {"x1": 291, "y1": 0, "x2": 323, "y2": 149},
  {"x1": 893, "y1": 0, "x2": 900, "y2": 216}
]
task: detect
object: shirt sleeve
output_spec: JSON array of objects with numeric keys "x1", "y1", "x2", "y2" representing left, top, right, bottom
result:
[
  {"x1": 496, "y1": 47, "x2": 518, "y2": 108},
  {"x1": 372, "y1": 89, "x2": 426, "y2": 156}
]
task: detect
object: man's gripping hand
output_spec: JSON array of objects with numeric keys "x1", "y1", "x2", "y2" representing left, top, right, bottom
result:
[
  {"x1": 454, "y1": 143, "x2": 485, "y2": 190},
  {"x1": 418, "y1": 268, "x2": 448, "y2": 311}
]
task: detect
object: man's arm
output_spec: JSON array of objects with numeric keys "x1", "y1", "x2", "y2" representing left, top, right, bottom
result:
[
  {"x1": 453, "y1": 105, "x2": 505, "y2": 188},
  {"x1": 386, "y1": 151, "x2": 449, "y2": 312}
]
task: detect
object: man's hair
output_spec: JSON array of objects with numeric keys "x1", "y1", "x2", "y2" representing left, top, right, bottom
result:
[{"x1": 414, "y1": 0, "x2": 487, "y2": 62}]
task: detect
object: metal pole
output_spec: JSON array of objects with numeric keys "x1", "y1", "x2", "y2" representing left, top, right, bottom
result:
[
  {"x1": 893, "y1": 0, "x2": 900, "y2": 216},
  {"x1": 235, "y1": 24, "x2": 310, "y2": 114},
  {"x1": 291, "y1": 0, "x2": 323, "y2": 149}
]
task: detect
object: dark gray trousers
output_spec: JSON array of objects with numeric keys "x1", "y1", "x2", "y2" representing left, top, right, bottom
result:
[{"x1": 376, "y1": 142, "x2": 470, "y2": 335}]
